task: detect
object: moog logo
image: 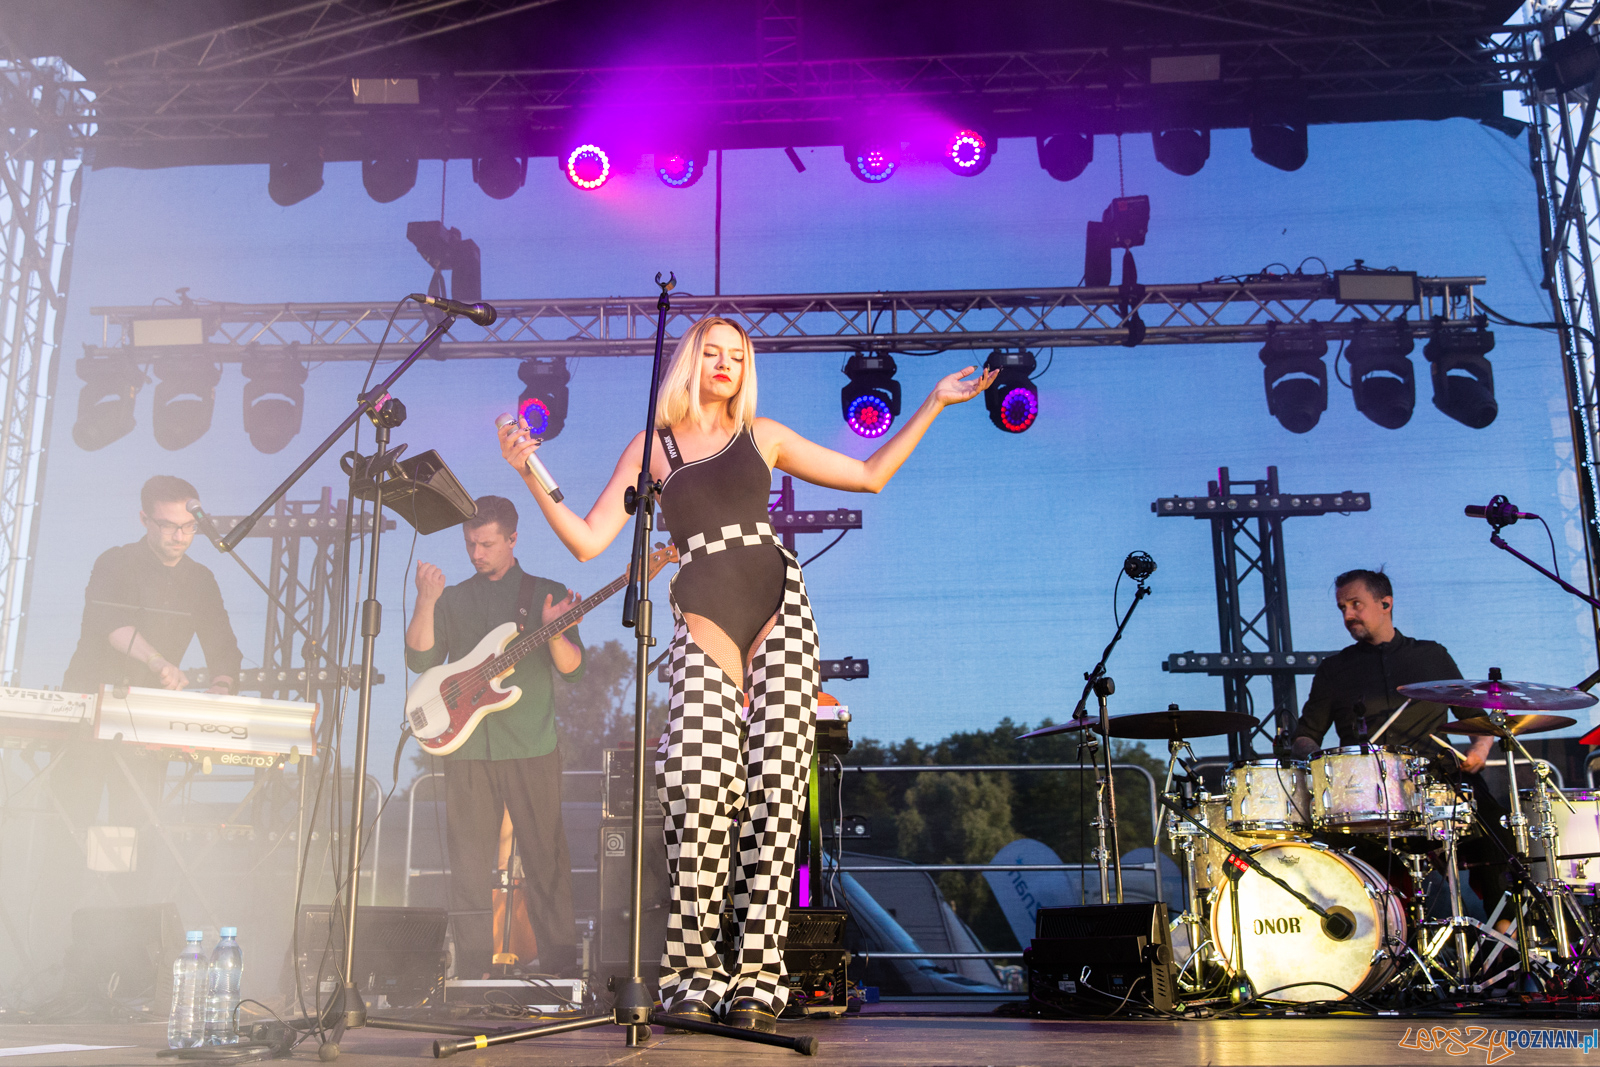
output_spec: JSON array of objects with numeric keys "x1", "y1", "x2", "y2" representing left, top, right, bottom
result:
[
  {"x1": 170, "y1": 720, "x2": 249, "y2": 740},
  {"x1": 1252, "y1": 916, "x2": 1303, "y2": 935}
]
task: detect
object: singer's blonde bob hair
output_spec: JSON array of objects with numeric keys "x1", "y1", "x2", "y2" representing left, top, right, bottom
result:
[{"x1": 654, "y1": 316, "x2": 758, "y2": 431}]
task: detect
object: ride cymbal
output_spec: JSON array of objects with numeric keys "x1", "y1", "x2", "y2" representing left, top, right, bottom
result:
[
  {"x1": 1439, "y1": 714, "x2": 1577, "y2": 738},
  {"x1": 1397, "y1": 678, "x2": 1598, "y2": 713}
]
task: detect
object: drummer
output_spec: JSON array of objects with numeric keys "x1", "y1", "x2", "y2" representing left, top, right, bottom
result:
[{"x1": 1288, "y1": 569, "x2": 1512, "y2": 914}]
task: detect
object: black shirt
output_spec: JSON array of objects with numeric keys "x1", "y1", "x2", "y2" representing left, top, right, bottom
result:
[
  {"x1": 1292, "y1": 630, "x2": 1463, "y2": 751},
  {"x1": 63, "y1": 541, "x2": 243, "y2": 692}
]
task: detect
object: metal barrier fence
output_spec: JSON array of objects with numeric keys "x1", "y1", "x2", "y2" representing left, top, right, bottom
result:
[{"x1": 834, "y1": 762, "x2": 1163, "y2": 964}]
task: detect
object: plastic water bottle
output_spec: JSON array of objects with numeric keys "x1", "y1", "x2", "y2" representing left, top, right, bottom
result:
[
  {"x1": 167, "y1": 931, "x2": 206, "y2": 1049},
  {"x1": 204, "y1": 928, "x2": 243, "y2": 1046}
]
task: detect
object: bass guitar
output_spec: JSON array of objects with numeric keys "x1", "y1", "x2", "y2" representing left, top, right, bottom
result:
[{"x1": 406, "y1": 543, "x2": 677, "y2": 755}]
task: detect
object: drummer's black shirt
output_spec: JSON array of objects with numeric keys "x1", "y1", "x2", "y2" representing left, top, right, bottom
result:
[
  {"x1": 63, "y1": 540, "x2": 243, "y2": 692},
  {"x1": 1292, "y1": 630, "x2": 1462, "y2": 752}
]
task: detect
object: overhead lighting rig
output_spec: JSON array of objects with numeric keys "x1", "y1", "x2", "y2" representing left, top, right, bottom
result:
[
  {"x1": 984, "y1": 349, "x2": 1039, "y2": 433},
  {"x1": 72, "y1": 354, "x2": 147, "y2": 451},
  {"x1": 517, "y1": 358, "x2": 570, "y2": 440},
  {"x1": 1346, "y1": 320, "x2": 1416, "y2": 430},
  {"x1": 1259, "y1": 324, "x2": 1329, "y2": 434},
  {"x1": 840, "y1": 353, "x2": 901, "y2": 438},
  {"x1": 1424, "y1": 319, "x2": 1497, "y2": 429}
]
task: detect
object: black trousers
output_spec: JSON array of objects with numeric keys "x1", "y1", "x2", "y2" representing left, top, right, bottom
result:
[{"x1": 443, "y1": 751, "x2": 576, "y2": 977}]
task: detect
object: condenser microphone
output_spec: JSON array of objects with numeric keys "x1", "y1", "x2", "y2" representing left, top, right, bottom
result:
[
  {"x1": 185, "y1": 499, "x2": 228, "y2": 551},
  {"x1": 1123, "y1": 551, "x2": 1156, "y2": 582},
  {"x1": 1321, "y1": 910, "x2": 1355, "y2": 942},
  {"x1": 495, "y1": 413, "x2": 564, "y2": 503},
  {"x1": 407, "y1": 293, "x2": 498, "y2": 326},
  {"x1": 1465, "y1": 495, "x2": 1538, "y2": 526}
]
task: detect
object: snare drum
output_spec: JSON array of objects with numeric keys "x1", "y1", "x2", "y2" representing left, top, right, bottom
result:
[
  {"x1": 1225, "y1": 758, "x2": 1312, "y2": 838},
  {"x1": 1210, "y1": 841, "x2": 1407, "y2": 1002},
  {"x1": 1519, "y1": 788, "x2": 1600, "y2": 885},
  {"x1": 1310, "y1": 745, "x2": 1422, "y2": 831}
]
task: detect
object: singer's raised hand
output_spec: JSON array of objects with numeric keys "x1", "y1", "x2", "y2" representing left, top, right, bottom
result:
[
  {"x1": 929, "y1": 365, "x2": 998, "y2": 407},
  {"x1": 498, "y1": 416, "x2": 543, "y2": 478}
]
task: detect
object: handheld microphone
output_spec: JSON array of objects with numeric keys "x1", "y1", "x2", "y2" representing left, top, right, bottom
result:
[
  {"x1": 1123, "y1": 551, "x2": 1157, "y2": 582},
  {"x1": 1465, "y1": 495, "x2": 1539, "y2": 526},
  {"x1": 495, "y1": 413, "x2": 564, "y2": 503},
  {"x1": 185, "y1": 498, "x2": 228, "y2": 551},
  {"x1": 407, "y1": 293, "x2": 498, "y2": 326}
]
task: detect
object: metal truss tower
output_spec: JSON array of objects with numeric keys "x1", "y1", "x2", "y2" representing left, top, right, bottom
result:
[
  {"x1": 1528, "y1": 1, "x2": 1600, "y2": 658},
  {"x1": 0, "y1": 46, "x2": 91, "y2": 685},
  {"x1": 1156, "y1": 467, "x2": 1373, "y2": 760}
]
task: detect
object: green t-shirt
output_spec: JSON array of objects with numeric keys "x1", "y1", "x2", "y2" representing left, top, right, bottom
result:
[{"x1": 404, "y1": 562, "x2": 585, "y2": 761}]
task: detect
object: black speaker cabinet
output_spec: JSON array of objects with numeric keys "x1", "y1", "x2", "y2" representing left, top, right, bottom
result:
[
  {"x1": 295, "y1": 905, "x2": 449, "y2": 1006},
  {"x1": 780, "y1": 908, "x2": 849, "y2": 1017},
  {"x1": 67, "y1": 903, "x2": 185, "y2": 1000},
  {"x1": 596, "y1": 816, "x2": 668, "y2": 987},
  {"x1": 1026, "y1": 902, "x2": 1175, "y2": 1014}
]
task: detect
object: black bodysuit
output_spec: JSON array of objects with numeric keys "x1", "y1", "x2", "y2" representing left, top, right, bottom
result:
[{"x1": 657, "y1": 427, "x2": 786, "y2": 660}]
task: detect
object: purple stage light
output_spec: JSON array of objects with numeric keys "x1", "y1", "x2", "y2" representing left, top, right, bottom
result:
[
  {"x1": 942, "y1": 128, "x2": 992, "y2": 176},
  {"x1": 845, "y1": 140, "x2": 900, "y2": 183},
  {"x1": 563, "y1": 144, "x2": 612, "y2": 190},
  {"x1": 997, "y1": 385, "x2": 1038, "y2": 433},
  {"x1": 518, "y1": 395, "x2": 552, "y2": 436},
  {"x1": 655, "y1": 151, "x2": 703, "y2": 188},
  {"x1": 845, "y1": 393, "x2": 895, "y2": 438}
]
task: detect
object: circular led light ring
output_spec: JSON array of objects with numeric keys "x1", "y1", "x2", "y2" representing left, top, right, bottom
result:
[
  {"x1": 853, "y1": 148, "x2": 898, "y2": 183},
  {"x1": 946, "y1": 130, "x2": 988, "y2": 171},
  {"x1": 518, "y1": 396, "x2": 552, "y2": 435},
  {"x1": 657, "y1": 155, "x2": 697, "y2": 188},
  {"x1": 998, "y1": 386, "x2": 1038, "y2": 433},
  {"x1": 846, "y1": 393, "x2": 894, "y2": 438},
  {"x1": 565, "y1": 144, "x2": 612, "y2": 190}
]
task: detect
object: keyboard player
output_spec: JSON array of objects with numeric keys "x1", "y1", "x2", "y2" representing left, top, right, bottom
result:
[{"x1": 54, "y1": 475, "x2": 243, "y2": 848}]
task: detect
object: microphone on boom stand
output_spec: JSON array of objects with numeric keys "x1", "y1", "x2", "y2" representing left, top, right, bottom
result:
[
  {"x1": 1464, "y1": 495, "x2": 1538, "y2": 527},
  {"x1": 186, "y1": 498, "x2": 227, "y2": 552},
  {"x1": 406, "y1": 293, "x2": 498, "y2": 326},
  {"x1": 1123, "y1": 550, "x2": 1156, "y2": 582}
]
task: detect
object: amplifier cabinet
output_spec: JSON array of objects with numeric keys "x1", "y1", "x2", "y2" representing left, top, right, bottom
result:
[
  {"x1": 780, "y1": 907, "x2": 849, "y2": 1017},
  {"x1": 595, "y1": 816, "x2": 668, "y2": 987},
  {"x1": 1026, "y1": 902, "x2": 1175, "y2": 1014}
]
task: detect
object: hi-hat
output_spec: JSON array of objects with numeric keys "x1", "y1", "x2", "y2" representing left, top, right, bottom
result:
[
  {"x1": 1439, "y1": 714, "x2": 1577, "y2": 738},
  {"x1": 1397, "y1": 678, "x2": 1598, "y2": 713},
  {"x1": 1016, "y1": 707, "x2": 1256, "y2": 741}
]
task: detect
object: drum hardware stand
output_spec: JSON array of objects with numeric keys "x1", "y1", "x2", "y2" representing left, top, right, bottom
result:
[
  {"x1": 1158, "y1": 736, "x2": 1215, "y2": 992},
  {"x1": 429, "y1": 274, "x2": 818, "y2": 1059},
  {"x1": 1066, "y1": 556, "x2": 1154, "y2": 905}
]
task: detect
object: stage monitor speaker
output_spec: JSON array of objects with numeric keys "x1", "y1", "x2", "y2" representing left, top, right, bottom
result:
[
  {"x1": 596, "y1": 816, "x2": 667, "y2": 988},
  {"x1": 67, "y1": 903, "x2": 185, "y2": 1000},
  {"x1": 295, "y1": 905, "x2": 449, "y2": 1007},
  {"x1": 1025, "y1": 902, "x2": 1174, "y2": 1014},
  {"x1": 781, "y1": 908, "x2": 849, "y2": 1017}
]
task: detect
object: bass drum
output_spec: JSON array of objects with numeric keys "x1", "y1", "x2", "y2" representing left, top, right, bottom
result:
[{"x1": 1209, "y1": 842, "x2": 1406, "y2": 1003}]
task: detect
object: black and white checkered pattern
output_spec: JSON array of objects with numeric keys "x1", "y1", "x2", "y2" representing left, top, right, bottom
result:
[
  {"x1": 678, "y1": 521, "x2": 778, "y2": 567},
  {"x1": 655, "y1": 537, "x2": 819, "y2": 1015}
]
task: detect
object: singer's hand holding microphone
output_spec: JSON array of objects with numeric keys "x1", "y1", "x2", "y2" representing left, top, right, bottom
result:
[{"x1": 496, "y1": 413, "x2": 564, "y2": 503}]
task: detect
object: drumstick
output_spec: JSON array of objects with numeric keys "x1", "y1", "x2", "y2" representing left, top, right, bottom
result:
[
  {"x1": 1428, "y1": 733, "x2": 1468, "y2": 761},
  {"x1": 1366, "y1": 698, "x2": 1412, "y2": 744}
]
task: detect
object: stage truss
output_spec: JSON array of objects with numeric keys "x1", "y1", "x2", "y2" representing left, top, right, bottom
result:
[
  {"x1": 0, "y1": 45, "x2": 92, "y2": 686},
  {"x1": 82, "y1": 275, "x2": 1485, "y2": 362}
]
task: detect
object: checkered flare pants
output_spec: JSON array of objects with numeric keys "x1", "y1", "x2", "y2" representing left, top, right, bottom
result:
[{"x1": 655, "y1": 527, "x2": 820, "y2": 1014}]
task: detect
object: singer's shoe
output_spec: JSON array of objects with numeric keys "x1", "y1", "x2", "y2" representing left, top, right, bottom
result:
[
  {"x1": 661, "y1": 1000, "x2": 715, "y2": 1035},
  {"x1": 725, "y1": 998, "x2": 778, "y2": 1034}
]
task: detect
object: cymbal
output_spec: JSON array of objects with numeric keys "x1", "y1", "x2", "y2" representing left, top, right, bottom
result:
[
  {"x1": 1110, "y1": 708, "x2": 1258, "y2": 740},
  {"x1": 1017, "y1": 708, "x2": 1256, "y2": 741},
  {"x1": 1397, "y1": 678, "x2": 1598, "y2": 713},
  {"x1": 1439, "y1": 713, "x2": 1577, "y2": 738}
]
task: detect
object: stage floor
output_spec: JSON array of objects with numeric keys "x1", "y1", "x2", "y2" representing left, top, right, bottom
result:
[{"x1": 3, "y1": 1007, "x2": 1599, "y2": 1067}]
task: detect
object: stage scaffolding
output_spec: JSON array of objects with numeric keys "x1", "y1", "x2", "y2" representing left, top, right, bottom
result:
[{"x1": 0, "y1": 46, "x2": 91, "y2": 686}]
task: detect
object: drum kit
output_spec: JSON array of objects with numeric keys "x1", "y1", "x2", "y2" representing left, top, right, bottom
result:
[{"x1": 1020, "y1": 671, "x2": 1600, "y2": 1003}]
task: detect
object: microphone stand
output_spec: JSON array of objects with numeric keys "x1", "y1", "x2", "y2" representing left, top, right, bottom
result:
[
  {"x1": 222, "y1": 311, "x2": 459, "y2": 1056},
  {"x1": 1065, "y1": 573, "x2": 1152, "y2": 905},
  {"x1": 429, "y1": 275, "x2": 819, "y2": 1059},
  {"x1": 1484, "y1": 528, "x2": 1600, "y2": 612}
]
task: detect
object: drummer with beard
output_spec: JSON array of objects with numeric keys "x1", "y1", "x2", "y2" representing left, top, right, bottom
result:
[{"x1": 1288, "y1": 568, "x2": 1513, "y2": 919}]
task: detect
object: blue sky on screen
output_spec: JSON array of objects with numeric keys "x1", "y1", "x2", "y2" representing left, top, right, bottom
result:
[{"x1": 31, "y1": 116, "x2": 1596, "y2": 775}]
